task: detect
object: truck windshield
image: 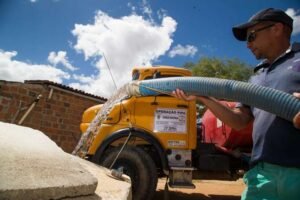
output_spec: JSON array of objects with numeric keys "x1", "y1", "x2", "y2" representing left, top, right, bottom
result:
[
  {"x1": 132, "y1": 71, "x2": 140, "y2": 80},
  {"x1": 144, "y1": 74, "x2": 182, "y2": 80}
]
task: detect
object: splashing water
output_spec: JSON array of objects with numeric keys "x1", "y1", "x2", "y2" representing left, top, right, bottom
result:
[{"x1": 72, "y1": 82, "x2": 140, "y2": 158}]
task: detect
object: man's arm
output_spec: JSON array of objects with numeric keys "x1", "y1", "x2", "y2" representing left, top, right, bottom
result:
[
  {"x1": 293, "y1": 92, "x2": 300, "y2": 129},
  {"x1": 172, "y1": 89, "x2": 254, "y2": 130}
]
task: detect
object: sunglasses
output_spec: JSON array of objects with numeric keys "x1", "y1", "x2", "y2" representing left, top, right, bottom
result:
[{"x1": 246, "y1": 24, "x2": 275, "y2": 43}]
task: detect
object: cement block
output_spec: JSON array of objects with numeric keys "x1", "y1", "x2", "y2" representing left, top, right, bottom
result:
[
  {"x1": 72, "y1": 158, "x2": 132, "y2": 200},
  {"x1": 0, "y1": 122, "x2": 97, "y2": 200}
]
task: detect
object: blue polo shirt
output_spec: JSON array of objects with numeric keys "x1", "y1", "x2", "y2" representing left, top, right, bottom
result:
[{"x1": 240, "y1": 42, "x2": 300, "y2": 168}]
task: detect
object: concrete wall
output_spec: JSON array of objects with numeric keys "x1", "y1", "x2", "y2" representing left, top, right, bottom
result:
[{"x1": 0, "y1": 80, "x2": 106, "y2": 153}]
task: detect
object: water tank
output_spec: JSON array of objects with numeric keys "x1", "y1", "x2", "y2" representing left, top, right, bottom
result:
[{"x1": 201, "y1": 101, "x2": 253, "y2": 149}]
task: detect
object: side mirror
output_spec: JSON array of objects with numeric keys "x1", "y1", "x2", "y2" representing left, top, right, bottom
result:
[{"x1": 153, "y1": 71, "x2": 161, "y2": 79}]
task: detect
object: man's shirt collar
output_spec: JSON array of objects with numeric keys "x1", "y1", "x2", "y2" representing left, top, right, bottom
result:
[{"x1": 253, "y1": 42, "x2": 300, "y2": 73}]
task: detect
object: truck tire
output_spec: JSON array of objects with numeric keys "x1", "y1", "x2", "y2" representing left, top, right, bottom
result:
[{"x1": 100, "y1": 146, "x2": 158, "y2": 200}]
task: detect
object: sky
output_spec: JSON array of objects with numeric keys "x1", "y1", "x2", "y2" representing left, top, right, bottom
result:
[{"x1": 0, "y1": 0, "x2": 299, "y2": 98}]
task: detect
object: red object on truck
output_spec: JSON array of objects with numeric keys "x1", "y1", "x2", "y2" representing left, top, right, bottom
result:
[{"x1": 201, "y1": 101, "x2": 253, "y2": 149}]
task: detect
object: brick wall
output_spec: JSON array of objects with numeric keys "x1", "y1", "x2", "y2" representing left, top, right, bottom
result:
[{"x1": 0, "y1": 80, "x2": 106, "y2": 153}]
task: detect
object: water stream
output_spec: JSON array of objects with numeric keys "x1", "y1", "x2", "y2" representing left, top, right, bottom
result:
[{"x1": 72, "y1": 82, "x2": 138, "y2": 158}]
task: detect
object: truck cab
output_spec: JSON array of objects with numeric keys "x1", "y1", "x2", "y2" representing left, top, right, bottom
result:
[{"x1": 78, "y1": 66, "x2": 252, "y2": 200}]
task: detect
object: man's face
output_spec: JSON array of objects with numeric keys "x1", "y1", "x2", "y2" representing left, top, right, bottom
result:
[{"x1": 246, "y1": 22, "x2": 275, "y2": 60}]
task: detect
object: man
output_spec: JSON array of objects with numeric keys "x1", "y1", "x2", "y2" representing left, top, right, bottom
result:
[{"x1": 173, "y1": 8, "x2": 300, "y2": 199}]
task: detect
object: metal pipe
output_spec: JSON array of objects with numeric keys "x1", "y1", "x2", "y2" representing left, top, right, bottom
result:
[
  {"x1": 48, "y1": 87, "x2": 54, "y2": 100},
  {"x1": 11, "y1": 101, "x2": 23, "y2": 123},
  {"x1": 18, "y1": 94, "x2": 42, "y2": 125}
]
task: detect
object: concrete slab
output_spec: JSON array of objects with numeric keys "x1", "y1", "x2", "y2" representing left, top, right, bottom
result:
[
  {"x1": 72, "y1": 158, "x2": 132, "y2": 200},
  {"x1": 0, "y1": 122, "x2": 97, "y2": 200}
]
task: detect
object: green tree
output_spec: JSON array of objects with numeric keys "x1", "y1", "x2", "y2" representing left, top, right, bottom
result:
[{"x1": 185, "y1": 57, "x2": 253, "y2": 81}]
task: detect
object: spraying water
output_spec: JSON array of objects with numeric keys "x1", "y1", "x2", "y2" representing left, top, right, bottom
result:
[{"x1": 72, "y1": 82, "x2": 139, "y2": 157}]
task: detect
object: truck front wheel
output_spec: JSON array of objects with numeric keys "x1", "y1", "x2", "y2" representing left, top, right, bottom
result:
[{"x1": 100, "y1": 146, "x2": 158, "y2": 200}]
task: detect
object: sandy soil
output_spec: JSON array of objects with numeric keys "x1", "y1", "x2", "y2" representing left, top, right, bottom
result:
[{"x1": 154, "y1": 178, "x2": 245, "y2": 200}]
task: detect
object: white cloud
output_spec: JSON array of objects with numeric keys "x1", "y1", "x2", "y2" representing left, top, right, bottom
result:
[
  {"x1": 285, "y1": 8, "x2": 300, "y2": 35},
  {"x1": 157, "y1": 9, "x2": 168, "y2": 20},
  {"x1": 141, "y1": 0, "x2": 153, "y2": 21},
  {"x1": 127, "y1": 2, "x2": 136, "y2": 13},
  {"x1": 72, "y1": 74, "x2": 96, "y2": 84},
  {"x1": 30, "y1": 0, "x2": 37, "y2": 2},
  {"x1": 48, "y1": 51, "x2": 78, "y2": 71},
  {"x1": 168, "y1": 44, "x2": 198, "y2": 58},
  {"x1": 71, "y1": 10, "x2": 177, "y2": 98},
  {"x1": 0, "y1": 50, "x2": 69, "y2": 83}
]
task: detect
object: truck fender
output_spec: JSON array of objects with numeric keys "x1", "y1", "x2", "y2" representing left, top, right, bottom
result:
[{"x1": 92, "y1": 127, "x2": 169, "y2": 175}]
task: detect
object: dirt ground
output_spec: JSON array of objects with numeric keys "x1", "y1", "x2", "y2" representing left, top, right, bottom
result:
[{"x1": 154, "y1": 178, "x2": 245, "y2": 200}]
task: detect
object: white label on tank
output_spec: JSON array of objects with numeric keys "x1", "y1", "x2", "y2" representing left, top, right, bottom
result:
[
  {"x1": 167, "y1": 140, "x2": 186, "y2": 147},
  {"x1": 216, "y1": 118, "x2": 222, "y2": 128},
  {"x1": 154, "y1": 108, "x2": 187, "y2": 133}
]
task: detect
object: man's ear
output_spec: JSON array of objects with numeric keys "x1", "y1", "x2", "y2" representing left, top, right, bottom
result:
[{"x1": 273, "y1": 23, "x2": 284, "y2": 37}]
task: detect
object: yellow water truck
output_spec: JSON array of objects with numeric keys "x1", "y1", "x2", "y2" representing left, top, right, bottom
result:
[{"x1": 78, "y1": 66, "x2": 251, "y2": 200}]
